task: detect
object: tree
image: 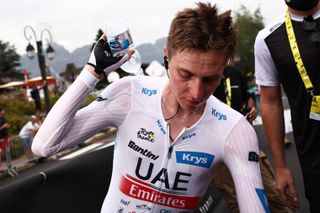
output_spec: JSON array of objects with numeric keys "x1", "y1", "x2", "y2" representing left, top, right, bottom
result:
[
  {"x1": 233, "y1": 5, "x2": 265, "y2": 75},
  {"x1": 0, "y1": 40, "x2": 22, "y2": 84},
  {"x1": 90, "y1": 29, "x2": 104, "y2": 51}
]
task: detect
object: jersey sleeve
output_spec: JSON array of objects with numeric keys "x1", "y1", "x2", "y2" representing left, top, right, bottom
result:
[
  {"x1": 254, "y1": 30, "x2": 280, "y2": 87},
  {"x1": 223, "y1": 118, "x2": 270, "y2": 213},
  {"x1": 32, "y1": 70, "x2": 132, "y2": 157}
]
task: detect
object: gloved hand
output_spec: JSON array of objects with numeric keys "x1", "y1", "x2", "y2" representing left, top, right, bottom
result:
[{"x1": 87, "y1": 34, "x2": 131, "y2": 75}]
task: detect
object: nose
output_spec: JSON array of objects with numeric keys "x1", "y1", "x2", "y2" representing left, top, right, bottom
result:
[{"x1": 191, "y1": 78, "x2": 204, "y2": 103}]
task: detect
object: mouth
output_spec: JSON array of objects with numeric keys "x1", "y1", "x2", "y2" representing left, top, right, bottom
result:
[{"x1": 185, "y1": 99, "x2": 202, "y2": 108}]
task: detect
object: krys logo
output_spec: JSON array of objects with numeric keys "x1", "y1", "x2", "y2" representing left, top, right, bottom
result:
[
  {"x1": 142, "y1": 87, "x2": 157, "y2": 96},
  {"x1": 156, "y1": 119, "x2": 166, "y2": 135},
  {"x1": 182, "y1": 132, "x2": 196, "y2": 140},
  {"x1": 176, "y1": 151, "x2": 214, "y2": 168},
  {"x1": 211, "y1": 108, "x2": 227, "y2": 120},
  {"x1": 137, "y1": 128, "x2": 156, "y2": 142}
]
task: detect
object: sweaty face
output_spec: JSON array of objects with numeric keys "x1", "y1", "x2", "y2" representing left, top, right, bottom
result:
[{"x1": 167, "y1": 48, "x2": 227, "y2": 111}]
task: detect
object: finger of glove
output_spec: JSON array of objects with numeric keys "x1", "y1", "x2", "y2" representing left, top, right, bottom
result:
[
  {"x1": 87, "y1": 39, "x2": 105, "y2": 66},
  {"x1": 103, "y1": 54, "x2": 130, "y2": 74},
  {"x1": 102, "y1": 41, "x2": 112, "y2": 56}
]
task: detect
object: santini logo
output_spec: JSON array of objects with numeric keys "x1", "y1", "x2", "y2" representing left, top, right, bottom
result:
[
  {"x1": 211, "y1": 108, "x2": 227, "y2": 120},
  {"x1": 142, "y1": 87, "x2": 157, "y2": 96},
  {"x1": 176, "y1": 151, "x2": 214, "y2": 168},
  {"x1": 128, "y1": 141, "x2": 159, "y2": 160}
]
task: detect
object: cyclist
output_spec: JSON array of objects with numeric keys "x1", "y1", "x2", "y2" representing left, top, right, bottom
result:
[{"x1": 33, "y1": 3, "x2": 269, "y2": 212}]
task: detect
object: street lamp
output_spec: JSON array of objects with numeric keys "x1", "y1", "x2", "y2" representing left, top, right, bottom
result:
[{"x1": 24, "y1": 25, "x2": 55, "y2": 113}]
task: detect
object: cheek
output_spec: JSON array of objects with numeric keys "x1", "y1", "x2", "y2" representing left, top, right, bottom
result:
[{"x1": 174, "y1": 80, "x2": 189, "y2": 94}]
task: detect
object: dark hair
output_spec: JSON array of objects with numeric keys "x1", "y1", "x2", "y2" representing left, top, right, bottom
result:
[{"x1": 167, "y1": 2, "x2": 236, "y2": 61}]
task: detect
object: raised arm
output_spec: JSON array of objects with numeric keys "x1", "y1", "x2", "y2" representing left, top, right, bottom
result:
[{"x1": 32, "y1": 35, "x2": 133, "y2": 157}]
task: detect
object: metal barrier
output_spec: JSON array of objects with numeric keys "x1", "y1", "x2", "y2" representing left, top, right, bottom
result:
[{"x1": 0, "y1": 135, "x2": 39, "y2": 177}]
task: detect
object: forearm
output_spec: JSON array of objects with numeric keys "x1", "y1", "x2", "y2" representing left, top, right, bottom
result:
[
  {"x1": 260, "y1": 86, "x2": 286, "y2": 170},
  {"x1": 32, "y1": 69, "x2": 99, "y2": 156}
]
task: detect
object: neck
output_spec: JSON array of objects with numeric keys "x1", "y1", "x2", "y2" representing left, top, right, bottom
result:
[
  {"x1": 161, "y1": 84, "x2": 180, "y2": 121},
  {"x1": 289, "y1": 1, "x2": 320, "y2": 17},
  {"x1": 161, "y1": 84, "x2": 205, "y2": 122}
]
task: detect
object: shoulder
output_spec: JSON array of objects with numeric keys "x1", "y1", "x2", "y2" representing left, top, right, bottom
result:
[
  {"x1": 129, "y1": 76, "x2": 168, "y2": 96},
  {"x1": 205, "y1": 96, "x2": 244, "y2": 134},
  {"x1": 26, "y1": 121, "x2": 33, "y2": 128},
  {"x1": 256, "y1": 15, "x2": 284, "y2": 43}
]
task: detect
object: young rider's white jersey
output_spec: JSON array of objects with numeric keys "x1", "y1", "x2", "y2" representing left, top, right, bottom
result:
[{"x1": 32, "y1": 71, "x2": 269, "y2": 212}]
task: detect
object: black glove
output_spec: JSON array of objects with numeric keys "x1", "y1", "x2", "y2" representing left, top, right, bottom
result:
[{"x1": 87, "y1": 37, "x2": 129, "y2": 75}]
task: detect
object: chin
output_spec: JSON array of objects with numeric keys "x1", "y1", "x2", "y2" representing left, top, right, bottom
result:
[{"x1": 184, "y1": 101, "x2": 204, "y2": 111}]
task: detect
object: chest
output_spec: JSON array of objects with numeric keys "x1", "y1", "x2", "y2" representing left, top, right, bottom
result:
[
  {"x1": 265, "y1": 21, "x2": 320, "y2": 92},
  {"x1": 117, "y1": 111, "x2": 224, "y2": 173}
]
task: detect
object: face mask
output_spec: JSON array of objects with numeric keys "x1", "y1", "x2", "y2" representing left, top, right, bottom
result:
[{"x1": 285, "y1": 0, "x2": 319, "y2": 11}]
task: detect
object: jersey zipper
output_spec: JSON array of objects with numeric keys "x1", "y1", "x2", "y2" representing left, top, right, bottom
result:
[
  {"x1": 150, "y1": 124, "x2": 174, "y2": 212},
  {"x1": 167, "y1": 145, "x2": 173, "y2": 159}
]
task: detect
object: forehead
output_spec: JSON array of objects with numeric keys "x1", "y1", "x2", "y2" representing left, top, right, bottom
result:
[{"x1": 171, "y1": 48, "x2": 227, "y2": 76}]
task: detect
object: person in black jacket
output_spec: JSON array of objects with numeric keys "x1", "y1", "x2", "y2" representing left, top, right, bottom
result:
[
  {"x1": 255, "y1": 0, "x2": 320, "y2": 211},
  {"x1": 30, "y1": 81, "x2": 46, "y2": 111}
]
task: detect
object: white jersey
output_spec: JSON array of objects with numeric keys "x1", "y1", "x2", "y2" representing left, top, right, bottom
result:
[
  {"x1": 32, "y1": 70, "x2": 269, "y2": 212},
  {"x1": 19, "y1": 121, "x2": 39, "y2": 139}
]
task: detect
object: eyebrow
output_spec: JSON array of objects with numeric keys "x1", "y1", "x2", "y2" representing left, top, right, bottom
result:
[{"x1": 178, "y1": 68, "x2": 221, "y2": 79}]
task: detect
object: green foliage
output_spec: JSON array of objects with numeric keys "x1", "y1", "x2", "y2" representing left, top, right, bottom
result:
[
  {"x1": 0, "y1": 91, "x2": 98, "y2": 136},
  {"x1": 0, "y1": 40, "x2": 23, "y2": 84},
  {"x1": 233, "y1": 5, "x2": 265, "y2": 74},
  {"x1": 0, "y1": 97, "x2": 34, "y2": 135},
  {"x1": 81, "y1": 93, "x2": 98, "y2": 107}
]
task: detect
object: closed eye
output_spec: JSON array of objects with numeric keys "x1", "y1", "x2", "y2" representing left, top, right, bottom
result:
[{"x1": 179, "y1": 70, "x2": 192, "y2": 78}]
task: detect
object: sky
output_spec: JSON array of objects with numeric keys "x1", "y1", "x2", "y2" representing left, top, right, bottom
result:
[{"x1": 0, "y1": 0, "x2": 287, "y2": 55}]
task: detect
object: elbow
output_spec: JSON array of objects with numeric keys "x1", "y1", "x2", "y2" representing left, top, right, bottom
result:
[
  {"x1": 31, "y1": 144, "x2": 40, "y2": 156},
  {"x1": 31, "y1": 137, "x2": 51, "y2": 157},
  {"x1": 31, "y1": 142, "x2": 47, "y2": 157}
]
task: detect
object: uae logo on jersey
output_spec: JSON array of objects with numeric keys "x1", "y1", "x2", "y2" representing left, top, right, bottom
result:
[{"x1": 137, "y1": 128, "x2": 156, "y2": 142}]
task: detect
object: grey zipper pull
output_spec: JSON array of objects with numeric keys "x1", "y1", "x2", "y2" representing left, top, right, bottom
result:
[{"x1": 168, "y1": 146, "x2": 173, "y2": 159}]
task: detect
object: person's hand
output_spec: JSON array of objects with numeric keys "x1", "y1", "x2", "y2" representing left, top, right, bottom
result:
[
  {"x1": 246, "y1": 107, "x2": 257, "y2": 123},
  {"x1": 87, "y1": 34, "x2": 134, "y2": 76},
  {"x1": 275, "y1": 167, "x2": 300, "y2": 210}
]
